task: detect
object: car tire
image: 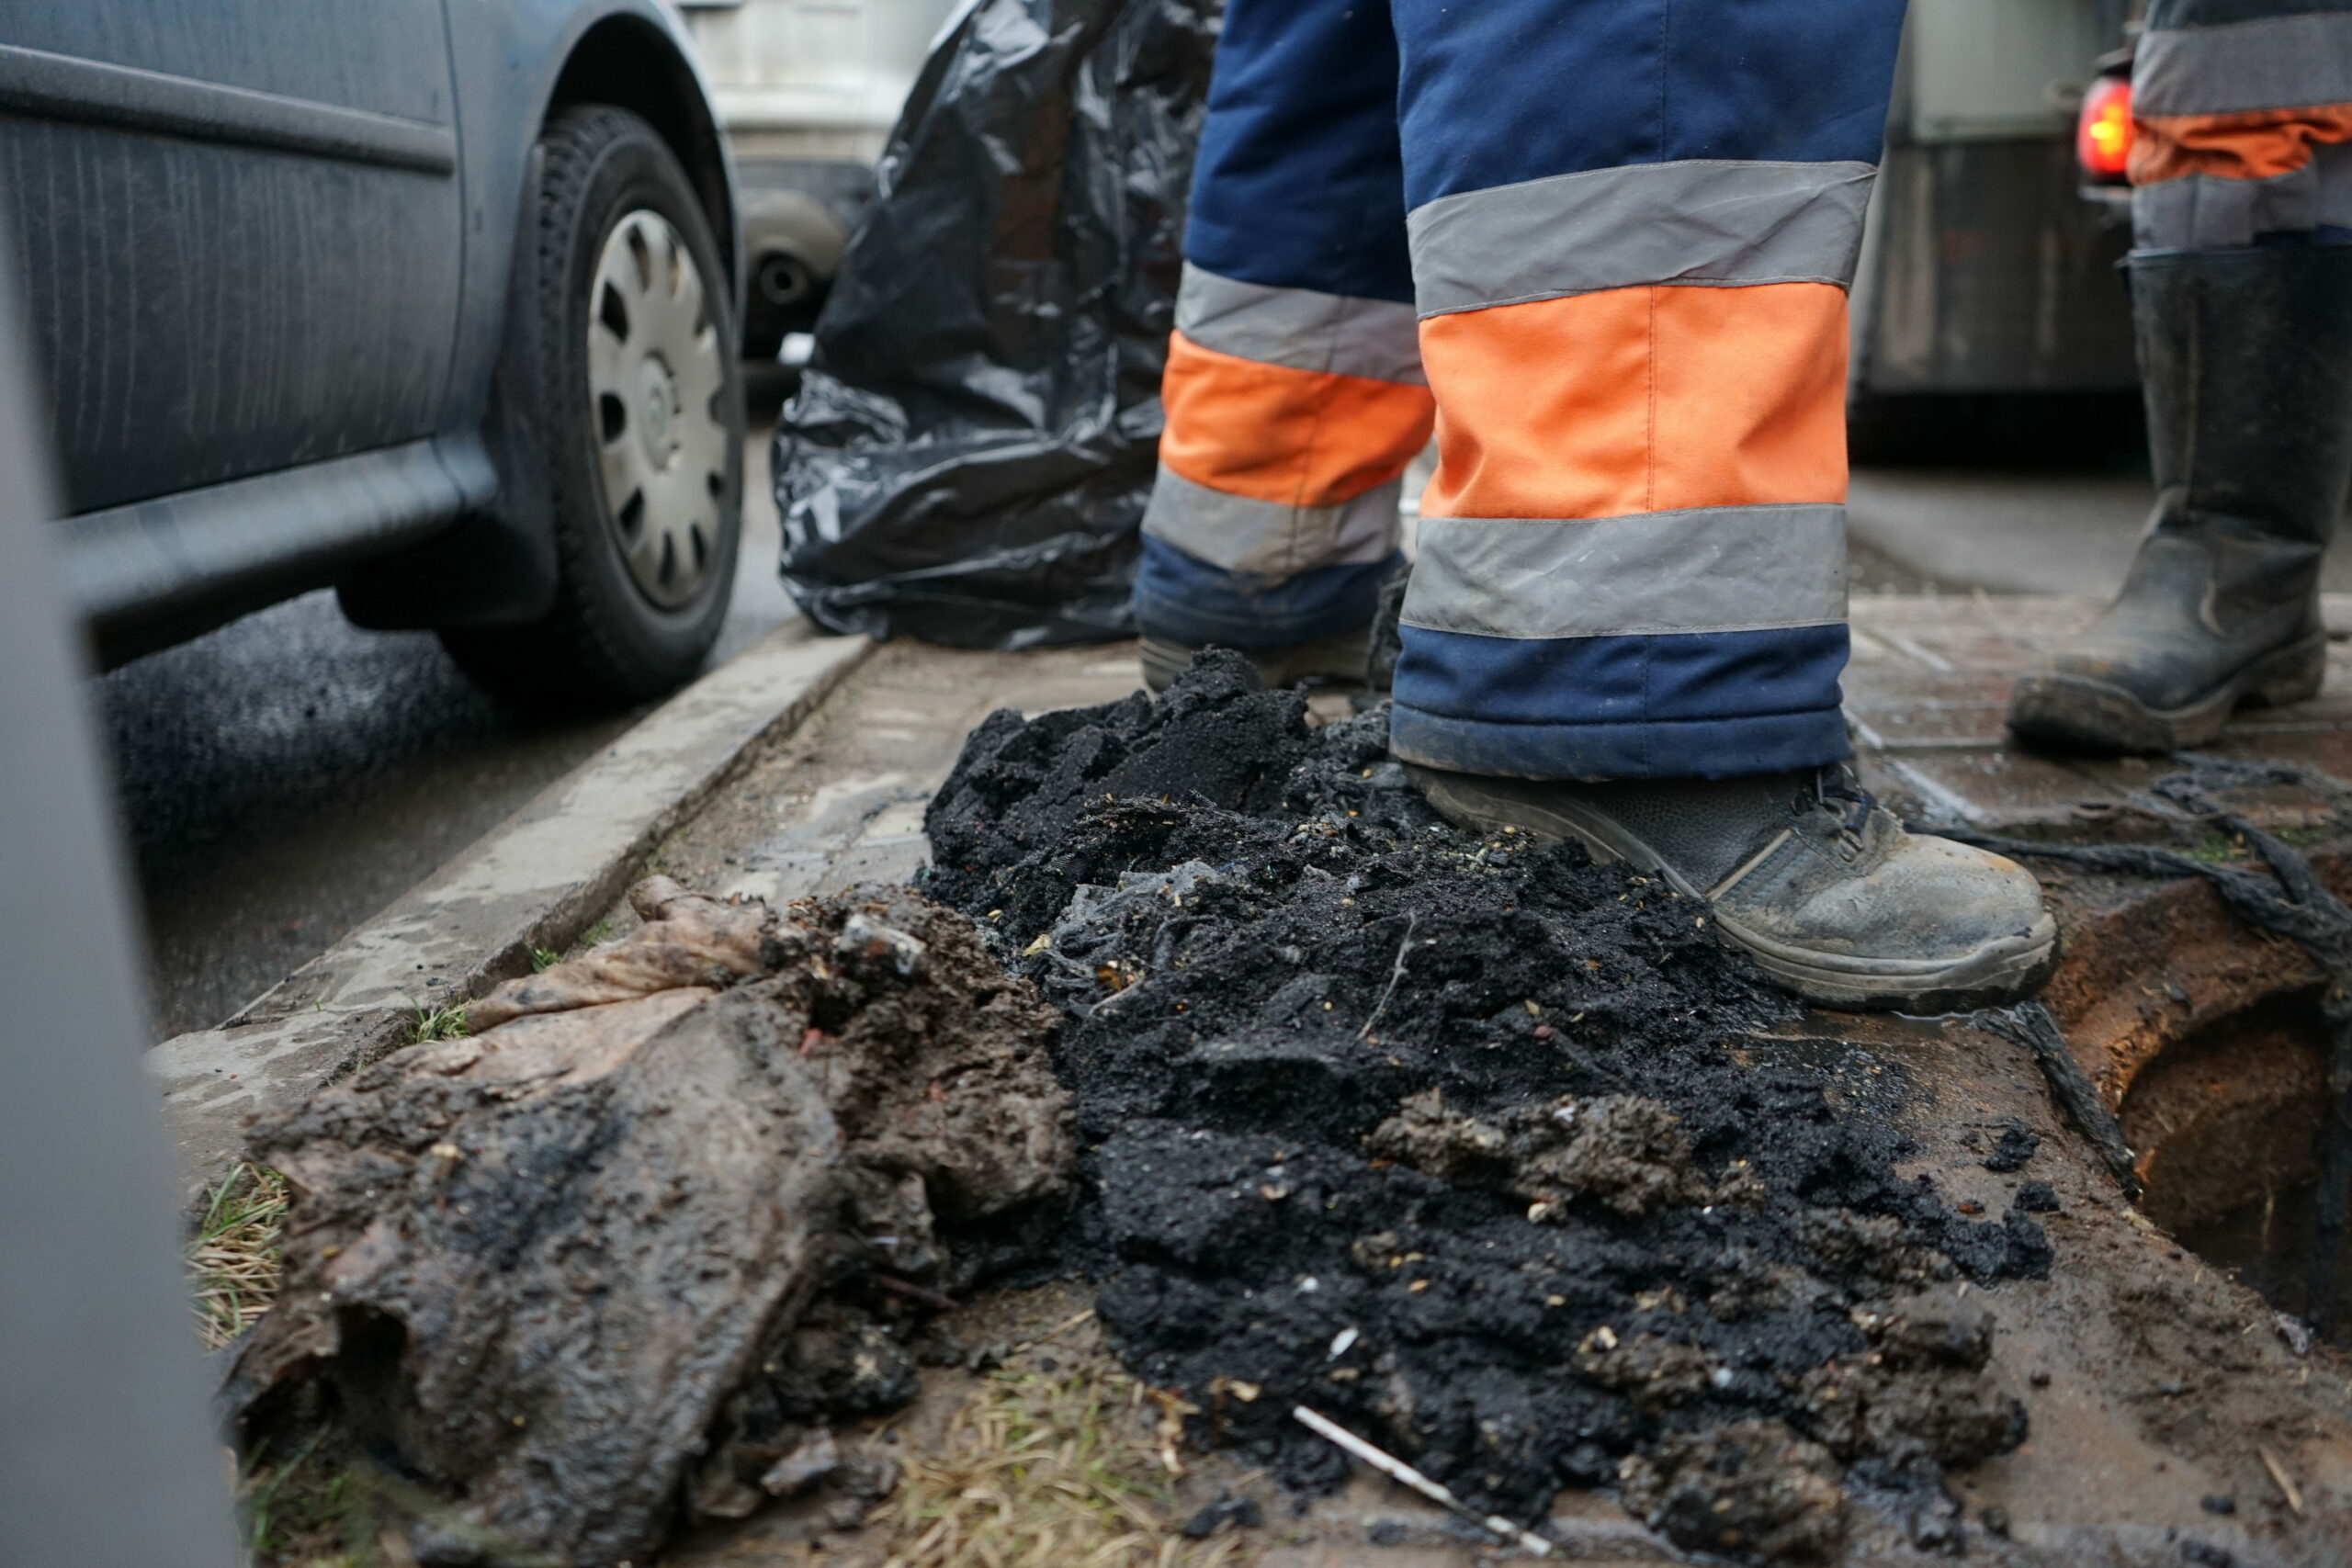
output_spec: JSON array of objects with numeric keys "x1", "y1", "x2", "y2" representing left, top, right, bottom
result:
[{"x1": 441, "y1": 106, "x2": 744, "y2": 711}]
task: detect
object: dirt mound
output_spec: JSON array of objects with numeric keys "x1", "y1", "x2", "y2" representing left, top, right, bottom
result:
[
  {"x1": 922, "y1": 652, "x2": 2052, "y2": 1554},
  {"x1": 225, "y1": 884, "x2": 1069, "y2": 1566}
]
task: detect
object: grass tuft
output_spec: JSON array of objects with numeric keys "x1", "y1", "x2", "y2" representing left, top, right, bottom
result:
[
  {"x1": 189, "y1": 1162, "x2": 289, "y2": 1351},
  {"x1": 870, "y1": 1362, "x2": 1253, "y2": 1568},
  {"x1": 407, "y1": 1001, "x2": 469, "y2": 1043}
]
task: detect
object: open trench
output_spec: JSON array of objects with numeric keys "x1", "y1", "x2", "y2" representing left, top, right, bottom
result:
[
  {"x1": 2040, "y1": 842, "x2": 2352, "y2": 1337},
  {"x1": 220, "y1": 648, "x2": 2352, "y2": 1567}
]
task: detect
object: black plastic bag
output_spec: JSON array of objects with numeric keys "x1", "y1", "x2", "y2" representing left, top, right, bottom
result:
[{"x1": 774, "y1": 0, "x2": 1218, "y2": 649}]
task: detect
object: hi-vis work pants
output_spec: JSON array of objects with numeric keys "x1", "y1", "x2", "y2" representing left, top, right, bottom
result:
[
  {"x1": 2132, "y1": 0, "x2": 2352, "y2": 251},
  {"x1": 1133, "y1": 0, "x2": 1907, "y2": 780}
]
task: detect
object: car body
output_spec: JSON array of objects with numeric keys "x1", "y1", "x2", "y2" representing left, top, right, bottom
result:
[
  {"x1": 676, "y1": 0, "x2": 956, "y2": 358},
  {"x1": 2, "y1": 0, "x2": 743, "y2": 675}
]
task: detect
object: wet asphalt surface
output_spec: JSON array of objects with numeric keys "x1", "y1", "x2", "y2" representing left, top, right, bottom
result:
[{"x1": 103, "y1": 432, "x2": 797, "y2": 1041}]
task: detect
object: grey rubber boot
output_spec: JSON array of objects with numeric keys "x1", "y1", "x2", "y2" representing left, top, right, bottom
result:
[
  {"x1": 1139, "y1": 625, "x2": 1374, "y2": 694},
  {"x1": 2009, "y1": 246, "x2": 2352, "y2": 753},
  {"x1": 1406, "y1": 761, "x2": 2055, "y2": 1012}
]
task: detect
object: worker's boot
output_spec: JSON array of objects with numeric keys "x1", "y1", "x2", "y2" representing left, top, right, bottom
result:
[
  {"x1": 1139, "y1": 624, "x2": 1374, "y2": 694},
  {"x1": 1138, "y1": 560, "x2": 1408, "y2": 694},
  {"x1": 1405, "y1": 761, "x2": 2055, "y2": 1012},
  {"x1": 2008, "y1": 245, "x2": 2352, "y2": 753}
]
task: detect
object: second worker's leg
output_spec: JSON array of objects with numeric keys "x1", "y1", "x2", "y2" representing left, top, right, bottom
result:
[
  {"x1": 1387, "y1": 0, "x2": 2053, "y2": 1010},
  {"x1": 1131, "y1": 0, "x2": 1432, "y2": 693},
  {"x1": 2009, "y1": 0, "x2": 2352, "y2": 753}
]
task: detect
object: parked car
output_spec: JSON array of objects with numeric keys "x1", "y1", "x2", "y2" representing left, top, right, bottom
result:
[
  {"x1": 2, "y1": 1, "x2": 747, "y2": 707},
  {"x1": 675, "y1": 0, "x2": 957, "y2": 366}
]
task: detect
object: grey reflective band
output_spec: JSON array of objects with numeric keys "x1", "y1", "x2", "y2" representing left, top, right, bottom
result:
[
  {"x1": 1173, "y1": 264, "x2": 1426, "y2": 385},
  {"x1": 1408, "y1": 160, "x2": 1875, "y2": 319},
  {"x1": 1142, "y1": 465, "x2": 1403, "y2": 576},
  {"x1": 2136, "y1": 11, "x2": 2352, "y2": 118},
  {"x1": 1401, "y1": 505, "x2": 1848, "y2": 639},
  {"x1": 2133, "y1": 144, "x2": 2352, "y2": 246}
]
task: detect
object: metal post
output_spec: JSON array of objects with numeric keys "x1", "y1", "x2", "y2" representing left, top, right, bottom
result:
[{"x1": 0, "y1": 243, "x2": 241, "y2": 1567}]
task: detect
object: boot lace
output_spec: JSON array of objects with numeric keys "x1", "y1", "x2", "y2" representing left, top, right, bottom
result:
[{"x1": 1793, "y1": 762, "x2": 1876, "y2": 850}]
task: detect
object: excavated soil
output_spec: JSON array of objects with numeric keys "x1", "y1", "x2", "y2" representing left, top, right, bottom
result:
[{"x1": 922, "y1": 653, "x2": 2054, "y2": 1555}]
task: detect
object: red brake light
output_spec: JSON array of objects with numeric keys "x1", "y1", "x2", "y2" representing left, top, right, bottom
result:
[{"x1": 2077, "y1": 74, "x2": 2132, "y2": 182}]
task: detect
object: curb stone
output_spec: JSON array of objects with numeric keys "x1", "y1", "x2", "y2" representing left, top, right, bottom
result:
[{"x1": 145, "y1": 626, "x2": 872, "y2": 1191}]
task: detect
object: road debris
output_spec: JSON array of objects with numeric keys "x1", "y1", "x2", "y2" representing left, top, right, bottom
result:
[
  {"x1": 1292, "y1": 1404, "x2": 1553, "y2": 1556},
  {"x1": 2262, "y1": 1444, "x2": 2307, "y2": 1517},
  {"x1": 222, "y1": 881, "x2": 1072, "y2": 1566}
]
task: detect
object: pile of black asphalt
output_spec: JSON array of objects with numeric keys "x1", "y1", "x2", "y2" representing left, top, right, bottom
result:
[{"x1": 922, "y1": 652, "x2": 2053, "y2": 1558}]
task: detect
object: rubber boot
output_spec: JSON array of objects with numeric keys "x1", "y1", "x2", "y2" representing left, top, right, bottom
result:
[
  {"x1": 1406, "y1": 761, "x2": 2055, "y2": 1012},
  {"x1": 2009, "y1": 246, "x2": 2352, "y2": 753}
]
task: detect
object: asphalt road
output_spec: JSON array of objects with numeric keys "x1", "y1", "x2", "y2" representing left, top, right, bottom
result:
[
  {"x1": 103, "y1": 432, "x2": 798, "y2": 1041},
  {"x1": 99, "y1": 433, "x2": 2352, "y2": 1043}
]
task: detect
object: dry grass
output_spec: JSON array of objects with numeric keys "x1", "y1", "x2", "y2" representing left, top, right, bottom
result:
[
  {"x1": 190, "y1": 1161, "x2": 289, "y2": 1350},
  {"x1": 869, "y1": 1360, "x2": 1255, "y2": 1568}
]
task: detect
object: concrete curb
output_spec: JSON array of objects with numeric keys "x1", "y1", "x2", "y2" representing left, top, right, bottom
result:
[{"x1": 145, "y1": 626, "x2": 872, "y2": 1190}]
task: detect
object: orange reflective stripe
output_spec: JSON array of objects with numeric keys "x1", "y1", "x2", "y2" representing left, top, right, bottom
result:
[
  {"x1": 2132, "y1": 104, "x2": 2352, "y2": 185},
  {"x1": 1417, "y1": 282, "x2": 1848, "y2": 521},
  {"x1": 1159, "y1": 332, "x2": 1435, "y2": 508}
]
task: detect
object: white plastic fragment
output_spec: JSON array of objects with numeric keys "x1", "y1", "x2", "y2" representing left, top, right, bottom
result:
[{"x1": 1291, "y1": 1405, "x2": 1552, "y2": 1557}]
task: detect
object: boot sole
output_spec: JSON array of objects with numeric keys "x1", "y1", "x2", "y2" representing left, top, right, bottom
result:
[
  {"x1": 1140, "y1": 630, "x2": 1373, "y2": 694},
  {"x1": 2007, "y1": 632, "x2": 2326, "y2": 755},
  {"x1": 1406, "y1": 766, "x2": 2057, "y2": 1014}
]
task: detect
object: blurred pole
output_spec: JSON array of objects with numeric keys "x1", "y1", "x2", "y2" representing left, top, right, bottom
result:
[{"x1": 0, "y1": 246, "x2": 241, "y2": 1562}]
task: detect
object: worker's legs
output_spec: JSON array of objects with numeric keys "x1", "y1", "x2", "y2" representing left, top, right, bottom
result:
[
  {"x1": 2011, "y1": 0, "x2": 2352, "y2": 751},
  {"x1": 1131, "y1": 0, "x2": 1431, "y2": 692},
  {"x1": 1383, "y1": 0, "x2": 2051, "y2": 1009}
]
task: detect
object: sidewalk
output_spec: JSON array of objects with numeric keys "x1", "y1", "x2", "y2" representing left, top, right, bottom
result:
[
  {"x1": 1849, "y1": 592, "x2": 2352, "y2": 833},
  {"x1": 625, "y1": 594, "x2": 2352, "y2": 1568},
  {"x1": 629, "y1": 594, "x2": 2352, "y2": 916}
]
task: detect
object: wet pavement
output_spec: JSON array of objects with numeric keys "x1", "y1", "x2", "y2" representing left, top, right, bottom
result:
[{"x1": 1849, "y1": 592, "x2": 2352, "y2": 833}]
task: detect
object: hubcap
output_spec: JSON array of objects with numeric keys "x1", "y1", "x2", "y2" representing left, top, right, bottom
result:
[{"x1": 586, "y1": 209, "x2": 729, "y2": 609}]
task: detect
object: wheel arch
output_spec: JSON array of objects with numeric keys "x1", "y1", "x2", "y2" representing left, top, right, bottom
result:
[{"x1": 545, "y1": 14, "x2": 741, "y2": 298}]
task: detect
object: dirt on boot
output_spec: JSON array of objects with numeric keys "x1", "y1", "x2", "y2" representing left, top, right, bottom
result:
[
  {"x1": 225, "y1": 882, "x2": 1071, "y2": 1567},
  {"x1": 921, "y1": 651, "x2": 2051, "y2": 1554}
]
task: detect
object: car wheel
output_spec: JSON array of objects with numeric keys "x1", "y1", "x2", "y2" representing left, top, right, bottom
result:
[{"x1": 441, "y1": 105, "x2": 744, "y2": 710}]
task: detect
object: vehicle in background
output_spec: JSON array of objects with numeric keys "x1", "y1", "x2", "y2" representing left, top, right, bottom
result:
[
  {"x1": 3, "y1": 2, "x2": 746, "y2": 707},
  {"x1": 1849, "y1": 0, "x2": 2143, "y2": 458},
  {"x1": 676, "y1": 0, "x2": 958, "y2": 374}
]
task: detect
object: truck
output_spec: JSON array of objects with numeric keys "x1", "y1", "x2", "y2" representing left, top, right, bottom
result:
[{"x1": 1850, "y1": 0, "x2": 2143, "y2": 456}]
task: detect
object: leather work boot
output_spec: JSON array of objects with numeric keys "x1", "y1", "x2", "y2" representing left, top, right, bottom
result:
[
  {"x1": 1406, "y1": 761, "x2": 2055, "y2": 1012},
  {"x1": 2009, "y1": 245, "x2": 2352, "y2": 753},
  {"x1": 1139, "y1": 624, "x2": 1373, "y2": 694}
]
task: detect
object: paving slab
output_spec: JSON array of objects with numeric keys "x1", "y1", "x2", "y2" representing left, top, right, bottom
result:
[
  {"x1": 639, "y1": 640, "x2": 1147, "y2": 909},
  {"x1": 1849, "y1": 592, "x2": 2352, "y2": 834}
]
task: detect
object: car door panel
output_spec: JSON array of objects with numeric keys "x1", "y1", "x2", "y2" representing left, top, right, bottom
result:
[{"x1": 0, "y1": 4, "x2": 463, "y2": 513}]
